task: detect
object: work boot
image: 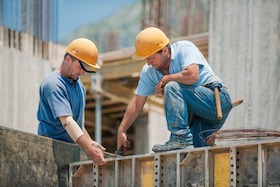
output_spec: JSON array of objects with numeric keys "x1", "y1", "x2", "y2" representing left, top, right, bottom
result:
[{"x1": 152, "y1": 139, "x2": 193, "y2": 152}]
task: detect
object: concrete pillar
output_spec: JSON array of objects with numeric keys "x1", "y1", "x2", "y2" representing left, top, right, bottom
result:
[
  {"x1": 209, "y1": 0, "x2": 280, "y2": 129},
  {"x1": 134, "y1": 115, "x2": 149, "y2": 154},
  {"x1": 0, "y1": 46, "x2": 52, "y2": 134},
  {"x1": 134, "y1": 106, "x2": 169, "y2": 154}
]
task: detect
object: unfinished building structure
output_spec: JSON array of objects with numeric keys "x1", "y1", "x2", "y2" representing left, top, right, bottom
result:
[{"x1": 1, "y1": 0, "x2": 280, "y2": 186}]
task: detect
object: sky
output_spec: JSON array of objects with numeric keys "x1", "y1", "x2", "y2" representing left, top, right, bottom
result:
[{"x1": 58, "y1": 0, "x2": 138, "y2": 40}]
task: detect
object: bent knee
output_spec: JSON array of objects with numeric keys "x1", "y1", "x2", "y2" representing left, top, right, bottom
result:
[{"x1": 165, "y1": 81, "x2": 180, "y2": 91}]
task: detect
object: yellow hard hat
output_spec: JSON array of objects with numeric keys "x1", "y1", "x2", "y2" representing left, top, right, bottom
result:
[
  {"x1": 66, "y1": 38, "x2": 100, "y2": 73},
  {"x1": 132, "y1": 27, "x2": 169, "y2": 60}
]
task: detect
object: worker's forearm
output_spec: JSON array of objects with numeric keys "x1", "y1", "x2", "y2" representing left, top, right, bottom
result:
[
  {"x1": 60, "y1": 116, "x2": 84, "y2": 142},
  {"x1": 118, "y1": 96, "x2": 145, "y2": 133},
  {"x1": 163, "y1": 71, "x2": 198, "y2": 85},
  {"x1": 162, "y1": 64, "x2": 199, "y2": 85},
  {"x1": 118, "y1": 106, "x2": 141, "y2": 133},
  {"x1": 76, "y1": 133, "x2": 91, "y2": 150},
  {"x1": 83, "y1": 127, "x2": 91, "y2": 138}
]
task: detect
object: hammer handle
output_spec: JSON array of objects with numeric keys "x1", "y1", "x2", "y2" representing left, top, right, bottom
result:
[{"x1": 214, "y1": 87, "x2": 223, "y2": 120}]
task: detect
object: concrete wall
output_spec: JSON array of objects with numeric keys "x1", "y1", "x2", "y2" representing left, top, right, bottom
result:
[
  {"x1": 0, "y1": 126, "x2": 88, "y2": 186},
  {"x1": 209, "y1": 0, "x2": 280, "y2": 130},
  {"x1": 0, "y1": 46, "x2": 53, "y2": 134},
  {"x1": 0, "y1": 27, "x2": 64, "y2": 134}
]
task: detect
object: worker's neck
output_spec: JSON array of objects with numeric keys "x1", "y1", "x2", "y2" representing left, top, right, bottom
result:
[
  {"x1": 160, "y1": 58, "x2": 171, "y2": 75},
  {"x1": 56, "y1": 65, "x2": 63, "y2": 75},
  {"x1": 56, "y1": 64, "x2": 68, "y2": 78}
]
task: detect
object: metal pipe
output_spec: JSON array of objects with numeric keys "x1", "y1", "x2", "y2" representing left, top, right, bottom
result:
[
  {"x1": 92, "y1": 72, "x2": 102, "y2": 143},
  {"x1": 95, "y1": 92, "x2": 102, "y2": 143}
]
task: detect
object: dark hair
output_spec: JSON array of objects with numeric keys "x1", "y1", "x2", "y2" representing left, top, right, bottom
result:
[
  {"x1": 64, "y1": 53, "x2": 76, "y2": 61},
  {"x1": 156, "y1": 43, "x2": 171, "y2": 54},
  {"x1": 64, "y1": 53, "x2": 71, "y2": 60}
]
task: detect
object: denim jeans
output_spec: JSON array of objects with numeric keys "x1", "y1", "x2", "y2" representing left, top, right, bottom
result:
[{"x1": 164, "y1": 81, "x2": 232, "y2": 147}]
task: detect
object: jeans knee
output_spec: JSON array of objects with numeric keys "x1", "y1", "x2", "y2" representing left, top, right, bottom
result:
[{"x1": 165, "y1": 81, "x2": 180, "y2": 92}]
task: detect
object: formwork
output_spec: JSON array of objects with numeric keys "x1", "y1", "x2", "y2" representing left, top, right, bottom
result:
[{"x1": 69, "y1": 139, "x2": 280, "y2": 187}]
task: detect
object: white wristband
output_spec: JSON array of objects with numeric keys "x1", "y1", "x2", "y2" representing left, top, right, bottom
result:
[{"x1": 59, "y1": 116, "x2": 84, "y2": 142}]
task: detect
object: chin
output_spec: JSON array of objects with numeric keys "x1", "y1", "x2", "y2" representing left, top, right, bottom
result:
[
  {"x1": 72, "y1": 76, "x2": 79, "y2": 80},
  {"x1": 153, "y1": 66, "x2": 159, "y2": 70}
]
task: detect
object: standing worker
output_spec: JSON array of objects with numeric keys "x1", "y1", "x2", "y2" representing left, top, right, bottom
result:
[
  {"x1": 117, "y1": 27, "x2": 232, "y2": 152},
  {"x1": 37, "y1": 38, "x2": 106, "y2": 165}
]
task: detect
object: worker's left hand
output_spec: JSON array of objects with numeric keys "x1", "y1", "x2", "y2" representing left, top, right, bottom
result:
[
  {"x1": 91, "y1": 140, "x2": 106, "y2": 151},
  {"x1": 155, "y1": 80, "x2": 165, "y2": 95}
]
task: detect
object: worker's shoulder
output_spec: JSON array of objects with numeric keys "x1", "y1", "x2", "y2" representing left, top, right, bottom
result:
[
  {"x1": 41, "y1": 71, "x2": 59, "y2": 84},
  {"x1": 172, "y1": 40, "x2": 198, "y2": 53},
  {"x1": 40, "y1": 71, "x2": 66, "y2": 91},
  {"x1": 173, "y1": 40, "x2": 194, "y2": 46}
]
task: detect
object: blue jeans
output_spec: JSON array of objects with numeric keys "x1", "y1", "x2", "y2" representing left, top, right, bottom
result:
[{"x1": 164, "y1": 81, "x2": 232, "y2": 147}]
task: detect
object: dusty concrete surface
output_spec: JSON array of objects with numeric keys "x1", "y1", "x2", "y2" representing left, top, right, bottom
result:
[{"x1": 0, "y1": 126, "x2": 88, "y2": 187}]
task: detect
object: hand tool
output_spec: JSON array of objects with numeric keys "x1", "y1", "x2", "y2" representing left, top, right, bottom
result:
[
  {"x1": 204, "y1": 82, "x2": 223, "y2": 120},
  {"x1": 103, "y1": 151, "x2": 122, "y2": 158},
  {"x1": 114, "y1": 145, "x2": 125, "y2": 156},
  {"x1": 214, "y1": 87, "x2": 223, "y2": 120},
  {"x1": 232, "y1": 99, "x2": 243, "y2": 107}
]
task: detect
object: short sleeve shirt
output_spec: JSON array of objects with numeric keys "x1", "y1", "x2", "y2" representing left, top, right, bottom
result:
[
  {"x1": 37, "y1": 71, "x2": 85, "y2": 142},
  {"x1": 136, "y1": 41, "x2": 221, "y2": 96}
]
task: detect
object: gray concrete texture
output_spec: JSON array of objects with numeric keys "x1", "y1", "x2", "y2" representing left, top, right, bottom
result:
[
  {"x1": 0, "y1": 126, "x2": 88, "y2": 186},
  {"x1": 0, "y1": 46, "x2": 53, "y2": 134},
  {"x1": 0, "y1": 30, "x2": 64, "y2": 134},
  {"x1": 209, "y1": 0, "x2": 280, "y2": 130}
]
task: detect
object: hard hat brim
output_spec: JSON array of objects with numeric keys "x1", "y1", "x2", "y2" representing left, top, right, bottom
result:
[
  {"x1": 132, "y1": 53, "x2": 147, "y2": 60},
  {"x1": 80, "y1": 61, "x2": 100, "y2": 73},
  {"x1": 86, "y1": 61, "x2": 100, "y2": 69}
]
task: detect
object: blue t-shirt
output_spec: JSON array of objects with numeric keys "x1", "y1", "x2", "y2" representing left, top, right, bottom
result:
[
  {"x1": 136, "y1": 41, "x2": 221, "y2": 96},
  {"x1": 37, "y1": 71, "x2": 85, "y2": 143}
]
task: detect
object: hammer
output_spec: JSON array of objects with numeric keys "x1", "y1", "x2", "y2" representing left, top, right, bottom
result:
[{"x1": 214, "y1": 87, "x2": 223, "y2": 120}]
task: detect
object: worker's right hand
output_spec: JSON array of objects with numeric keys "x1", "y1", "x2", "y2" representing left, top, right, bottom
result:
[{"x1": 117, "y1": 131, "x2": 130, "y2": 151}]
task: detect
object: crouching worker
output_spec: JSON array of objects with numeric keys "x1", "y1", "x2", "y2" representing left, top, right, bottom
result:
[
  {"x1": 37, "y1": 38, "x2": 106, "y2": 165},
  {"x1": 117, "y1": 27, "x2": 232, "y2": 153}
]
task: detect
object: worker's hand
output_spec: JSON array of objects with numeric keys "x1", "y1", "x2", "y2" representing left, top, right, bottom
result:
[
  {"x1": 76, "y1": 134, "x2": 107, "y2": 166},
  {"x1": 117, "y1": 131, "x2": 131, "y2": 151},
  {"x1": 85, "y1": 145, "x2": 107, "y2": 166},
  {"x1": 91, "y1": 140, "x2": 106, "y2": 151},
  {"x1": 155, "y1": 80, "x2": 166, "y2": 96}
]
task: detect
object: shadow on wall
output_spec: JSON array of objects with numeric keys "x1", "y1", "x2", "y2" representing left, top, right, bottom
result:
[{"x1": 52, "y1": 140, "x2": 85, "y2": 187}]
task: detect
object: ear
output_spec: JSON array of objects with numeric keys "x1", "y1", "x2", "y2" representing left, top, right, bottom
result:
[
  {"x1": 162, "y1": 46, "x2": 169, "y2": 54},
  {"x1": 65, "y1": 54, "x2": 72, "y2": 63}
]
